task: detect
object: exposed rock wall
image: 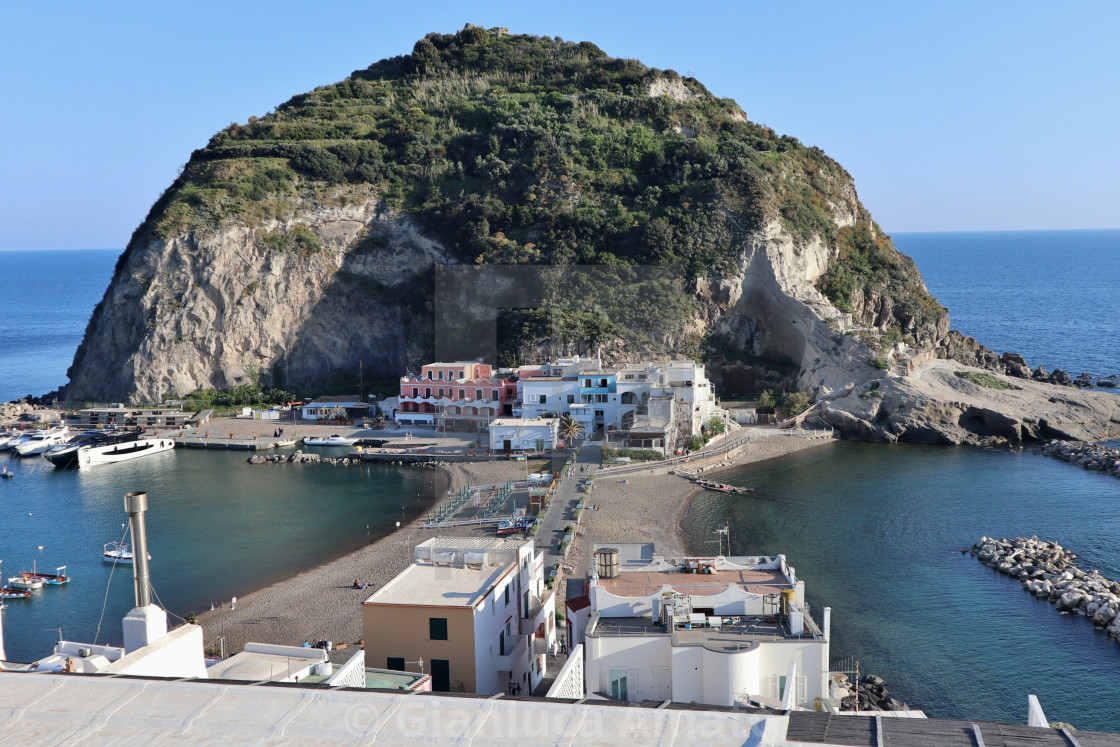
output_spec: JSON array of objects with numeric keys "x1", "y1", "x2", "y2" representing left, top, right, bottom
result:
[{"x1": 67, "y1": 191, "x2": 446, "y2": 402}]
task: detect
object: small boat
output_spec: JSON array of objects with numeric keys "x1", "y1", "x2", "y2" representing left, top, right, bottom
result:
[
  {"x1": 1, "y1": 467, "x2": 12, "y2": 479},
  {"x1": 0, "y1": 587, "x2": 31, "y2": 600},
  {"x1": 274, "y1": 438, "x2": 297, "y2": 447},
  {"x1": 303, "y1": 434, "x2": 358, "y2": 447},
  {"x1": 102, "y1": 541, "x2": 150, "y2": 564},
  {"x1": 26, "y1": 565, "x2": 70, "y2": 585},
  {"x1": 495, "y1": 517, "x2": 535, "y2": 536},
  {"x1": 14, "y1": 426, "x2": 71, "y2": 457},
  {"x1": 7, "y1": 573, "x2": 44, "y2": 590}
]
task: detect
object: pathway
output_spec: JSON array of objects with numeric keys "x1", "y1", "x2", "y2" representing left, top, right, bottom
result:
[{"x1": 538, "y1": 443, "x2": 600, "y2": 572}]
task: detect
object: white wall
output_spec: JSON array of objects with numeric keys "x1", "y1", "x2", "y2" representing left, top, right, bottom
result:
[{"x1": 584, "y1": 633, "x2": 671, "y2": 701}]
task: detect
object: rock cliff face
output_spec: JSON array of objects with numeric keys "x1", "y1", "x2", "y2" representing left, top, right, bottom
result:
[
  {"x1": 67, "y1": 191, "x2": 443, "y2": 401},
  {"x1": 62, "y1": 28, "x2": 1120, "y2": 445}
]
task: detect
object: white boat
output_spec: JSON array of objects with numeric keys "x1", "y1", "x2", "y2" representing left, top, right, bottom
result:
[
  {"x1": 3, "y1": 431, "x2": 35, "y2": 452},
  {"x1": 302, "y1": 434, "x2": 358, "y2": 447},
  {"x1": 102, "y1": 541, "x2": 150, "y2": 564},
  {"x1": 14, "y1": 426, "x2": 71, "y2": 457},
  {"x1": 7, "y1": 573, "x2": 44, "y2": 590},
  {"x1": 75, "y1": 436, "x2": 175, "y2": 468},
  {"x1": 0, "y1": 431, "x2": 21, "y2": 449}
]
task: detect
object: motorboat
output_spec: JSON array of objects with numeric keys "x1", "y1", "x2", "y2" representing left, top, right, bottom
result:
[
  {"x1": 42, "y1": 430, "x2": 105, "y2": 468},
  {"x1": 0, "y1": 431, "x2": 22, "y2": 449},
  {"x1": 3, "y1": 431, "x2": 34, "y2": 452},
  {"x1": 0, "y1": 587, "x2": 31, "y2": 600},
  {"x1": 71, "y1": 435, "x2": 176, "y2": 469},
  {"x1": 102, "y1": 541, "x2": 150, "y2": 564},
  {"x1": 303, "y1": 434, "x2": 358, "y2": 447},
  {"x1": 14, "y1": 426, "x2": 71, "y2": 457}
]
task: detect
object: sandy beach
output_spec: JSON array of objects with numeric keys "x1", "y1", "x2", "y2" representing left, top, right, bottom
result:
[
  {"x1": 196, "y1": 426, "x2": 835, "y2": 655},
  {"x1": 195, "y1": 456, "x2": 529, "y2": 654}
]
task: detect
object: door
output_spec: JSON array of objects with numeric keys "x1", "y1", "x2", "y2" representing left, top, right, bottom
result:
[
  {"x1": 651, "y1": 667, "x2": 671, "y2": 701},
  {"x1": 503, "y1": 439, "x2": 511, "y2": 454},
  {"x1": 610, "y1": 669, "x2": 637, "y2": 701},
  {"x1": 431, "y1": 659, "x2": 451, "y2": 692}
]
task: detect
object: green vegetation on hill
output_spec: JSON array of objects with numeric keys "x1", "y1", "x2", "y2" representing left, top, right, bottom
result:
[{"x1": 123, "y1": 26, "x2": 944, "y2": 365}]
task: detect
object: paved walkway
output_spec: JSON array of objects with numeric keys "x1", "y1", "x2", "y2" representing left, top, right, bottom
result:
[{"x1": 538, "y1": 444, "x2": 601, "y2": 572}]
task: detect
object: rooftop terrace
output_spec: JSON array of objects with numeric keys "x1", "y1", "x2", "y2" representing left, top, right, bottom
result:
[{"x1": 598, "y1": 566, "x2": 790, "y2": 597}]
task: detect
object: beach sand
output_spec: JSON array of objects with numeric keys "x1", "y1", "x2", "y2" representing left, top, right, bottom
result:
[
  {"x1": 195, "y1": 458, "x2": 529, "y2": 654},
  {"x1": 197, "y1": 428, "x2": 834, "y2": 655}
]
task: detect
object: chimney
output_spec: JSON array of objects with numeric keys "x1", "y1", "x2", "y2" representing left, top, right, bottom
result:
[{"x1": 121, "y1": 491, "x2": 167, "y2": 652}]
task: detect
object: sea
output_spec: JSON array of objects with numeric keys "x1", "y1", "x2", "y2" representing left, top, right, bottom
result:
[{"x1": 1, "y1": 230, "x2": 1119, "y2": 729}]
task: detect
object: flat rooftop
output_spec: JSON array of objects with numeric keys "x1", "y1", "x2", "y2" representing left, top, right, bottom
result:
[
  {"x1": 363, "y1": 562, "x2": 512, "y2": 608},
  {"x1": 490, "y1": 418, "x2": 556, "y2": 426},
  {"x1": 598, "y1": 567, "x2": 789, "y2": 597},
  {"x1": 591, "y1": 615, "x2": 799, "y2": 652},
  {"x1": 205, "y1": 651, "x2": 322, "y2": 682},
  {"x1": 418, "y1": 537, "x2": 531, "y2": 551}
]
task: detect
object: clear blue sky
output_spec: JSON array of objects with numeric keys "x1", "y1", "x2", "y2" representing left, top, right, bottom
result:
[{"x1": 2, "y1": 1, "x2": 1116, "y2": 251}]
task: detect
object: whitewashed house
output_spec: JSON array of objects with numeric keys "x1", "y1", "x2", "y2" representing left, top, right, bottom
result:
[
  {"x1": 570, "y1": 543, "x2": 831, "y2": 709},
  {"x1": 488, "y1": 417, "x2": 560, "y2": 453}
]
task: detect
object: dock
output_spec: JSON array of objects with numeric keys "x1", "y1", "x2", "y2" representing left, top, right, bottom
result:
[{"x1": 175, "y1": 434, "x2": 294, "y2": 451}]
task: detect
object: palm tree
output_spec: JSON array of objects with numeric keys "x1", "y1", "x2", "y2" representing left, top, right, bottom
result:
[{"x1": 558, "y1": 414, "x2": 586, "y2": 448}]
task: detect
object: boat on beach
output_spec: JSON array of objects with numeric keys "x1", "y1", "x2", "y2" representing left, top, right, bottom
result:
[
  {"x1": 495, "y1": 517, "x2": 535, "y2": 536},
  {"x1": 303, "y1": 434, "x2": 358, "y2": 447},
  {"x1": 102, "y1": 541, "x2": 149, "y2": 564}
]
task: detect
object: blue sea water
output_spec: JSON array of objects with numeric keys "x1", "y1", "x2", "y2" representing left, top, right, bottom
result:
[
  {"x1": 0, "y1": 249, "x2": 120, "y2": 403},
  {"x1": 896, "y1": 229, "x2": 1120, "y2": 378}
]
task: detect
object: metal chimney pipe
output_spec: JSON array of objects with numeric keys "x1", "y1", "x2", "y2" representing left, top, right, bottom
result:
[{"x1": 124, "y1": 491, "x2": 152, "y2": 608}]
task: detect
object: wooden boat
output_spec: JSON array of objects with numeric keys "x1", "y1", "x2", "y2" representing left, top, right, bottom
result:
[
  {"x1": 0, "y1": 587, "x2": 31, "y2": 599},
  {"x1": 7, "y1": 573, "x2": 43, "y2": 590},
  {"x1": 27, "y1": 565, "x2": 70, "y2": 585}
]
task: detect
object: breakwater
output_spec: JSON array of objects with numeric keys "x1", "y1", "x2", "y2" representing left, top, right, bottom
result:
[
  {"x1": 971, "y1": 536, "x2": 1120, "y2": 640},
  {"x1": 1040, "y1": 440, "x2": 1120, "y2": 478}
]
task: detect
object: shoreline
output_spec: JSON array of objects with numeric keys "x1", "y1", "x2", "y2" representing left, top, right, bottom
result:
[
  {"x1": 195, "y1": 428, "x2": 835, "y2": 655},
  {"x1": 195, "y1": 456, "x2": 528, "y2": 654}
]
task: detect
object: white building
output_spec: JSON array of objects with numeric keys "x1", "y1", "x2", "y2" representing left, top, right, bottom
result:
[
  {"x1": 488, "y1": 418, "x2": 560, "y2": 453},
  {"x1": 569, "y1": 544, "x2": 831, "y2": 710},
  {"x1": 361, "y1": 537, "x2": 556, "y2": 695}
]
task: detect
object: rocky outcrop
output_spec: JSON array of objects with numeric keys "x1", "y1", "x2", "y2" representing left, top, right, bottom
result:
[
  {"x1": 67, "y1": 191, "x2": 444, "y2": 402},
  {"x1": 836, "y1": 673, "x2": 911, "y2": 712},
  {"x1": 819, "y1": 360, "x2": 1120, "y2": 445},
  {"x1": 972, "y1": 536, "x2": 1120, "y2": 642},
  {"x1": 1040, "y1": 440, "x2": 1120, "y2": 477}
]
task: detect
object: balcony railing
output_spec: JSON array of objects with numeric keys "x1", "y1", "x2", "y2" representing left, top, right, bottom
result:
[
  {"x1": 495, "y1": 634, "x2": 527, "y2": 672},
  {"x1": 520, "y1": 588, "x2": 554, "y2": 636}
]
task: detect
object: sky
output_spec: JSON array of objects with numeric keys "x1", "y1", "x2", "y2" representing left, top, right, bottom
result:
[{"x1": 1, "y1": 1, "x2": 1117, "y2": 251}]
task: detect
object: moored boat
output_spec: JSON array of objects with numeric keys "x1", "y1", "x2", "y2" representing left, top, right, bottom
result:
[
  {"x1": 14, "y1": 426, "x2": 70, "y2": 457},
  {"x1": 7, "y1": 573, "x2": 44, "y2": 591},
  {"x1": 27, "y1": 565, "x2": 70, "y2": 585},
  {"x1": 73, "y1": 436, "x2": 176, "y2": 469},
  {"x1": 0, "y1": 586, "x2": 31, "y2": 599},
  {"x1": 303, "y1": 434, "x2": 358, "y2": 446},
  {"x1": 102, "y1": 541, "x2": 150, "y2": 564}
]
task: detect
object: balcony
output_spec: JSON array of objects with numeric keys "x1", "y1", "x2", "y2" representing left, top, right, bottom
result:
[
  {"x1": 520, "y1": 588, "x2": 554, "y2": 636},
  {"x1": 495, "y1": 634, "x2": 527, "y2": 673}
]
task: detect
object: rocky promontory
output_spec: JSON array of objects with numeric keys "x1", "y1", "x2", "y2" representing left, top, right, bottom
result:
[{"x1": 972, "y1": 536, "x2": 1120, "y2": 641}]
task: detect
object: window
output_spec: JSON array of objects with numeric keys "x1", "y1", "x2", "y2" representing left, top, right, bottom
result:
[
  {"x1": 437, "y1": 371, "x2": 444, "y2": 380},
  {"x1": 438, "y1": 388, "x2": 444, "y2": 398},
  {"x1": 476, "y1": 389, "x2": 483, "y2": 399},
  {"x1": 504, "y1": 585, "x2": 510, "y2": 606},
  {"x1": 609, "y1": 669, "x2": 636, "y2": 701},
  {"x1": 459, "y1": 389, "x2": 465, "y2": 399},
  {"x1": 566, "y1": 395, "x2": 574, "y2": 404},
  {"x1": 429, "y1": 617, "x2": 448, "y2": 640},
  {"x1": 492, "y1": 390, "x2": 499, "y2": 400},
  {"x1": 599, "y1": 379, "x2": 608, "y2": 387},
  {"x1": 412, "y1": 387, "x2": 418, "y2": 397},
  {"x1": 425, "y1": 388, "x2": 431, "y2": 398},
  {"x1": 539, "y1": 395, "x2": 546, "y2": 404},
  {"x1": 387, "y1": 657, "x2": 405, "y2": 671},
  {"x1": 426, "y1": 371, "x2": 433, "y2": 380},
  {"x1": 583, "y1": 379, "x2": 592, "y2": 387}
]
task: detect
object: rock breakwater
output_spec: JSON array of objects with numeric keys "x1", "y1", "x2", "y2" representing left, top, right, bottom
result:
[
  {"x1": 836, "y1": 673, "x2": 910, "y2": 712},
  {"x1": 971, "y1": 536, "x2": 1120, "y2": 641},
  {"x1": 1040, "y1": 440, "x2": 1120, "y2": 478}
]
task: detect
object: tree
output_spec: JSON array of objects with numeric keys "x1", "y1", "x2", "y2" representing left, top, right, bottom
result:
[
  {"x1": 757, "y1": 389, "x2": 776, "y2": 413},
  {"x1": 706, "y1": 415, "x2": 726, "y2": 436},
  {"x1": 558, "y1": 414, "x2": 586, "y2": 446},
  {"x1": 778, "y1": 391, "x2": 811, "y2": 417}
]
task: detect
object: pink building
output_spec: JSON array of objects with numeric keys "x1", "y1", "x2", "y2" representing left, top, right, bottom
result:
[{"x1": 397, "y1": 362, "x2": 514, "y2": 431}]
